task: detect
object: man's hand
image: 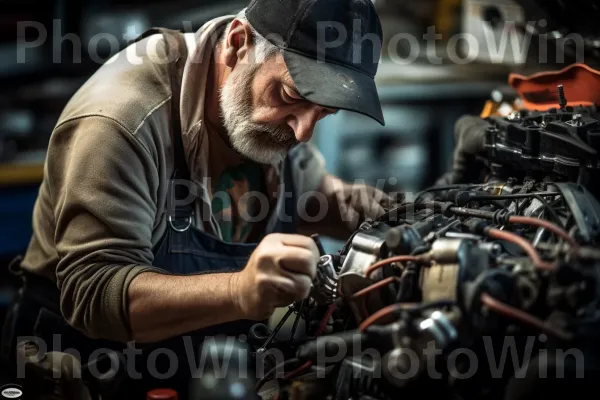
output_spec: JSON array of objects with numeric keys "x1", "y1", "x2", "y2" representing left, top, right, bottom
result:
[
  {"x1": 333, "y1": 180, "x2": 397, "y2": 229},
  {"x1": 128, "y1": 234, "x2": 318, "y2": 342},
  {"x1": 299, "y1": 174, "x2": 402, "y2": 239},
  {"x1": 435, "y1": 115, "x2": 490, "y2": 186},
  {"x1": 232, "y1": 233, "x2": 320, "y2": 320}
]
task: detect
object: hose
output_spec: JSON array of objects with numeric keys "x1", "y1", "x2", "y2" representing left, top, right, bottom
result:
[
  {"x1": 486, "y1": 228, "x2": 555, "y2": 271},
  {"x1": 365, "y1": 255, "x2": 427, "y2": 278}
]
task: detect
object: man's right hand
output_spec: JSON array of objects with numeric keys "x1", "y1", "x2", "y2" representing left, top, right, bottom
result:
[{"x1": 231, "y1": 233, "x2": 320, "y2": 320}]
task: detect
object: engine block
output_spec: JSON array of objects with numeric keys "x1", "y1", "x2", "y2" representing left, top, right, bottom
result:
[{"x1": 253, "y1": 95, "x2": 600, "y2": 400}]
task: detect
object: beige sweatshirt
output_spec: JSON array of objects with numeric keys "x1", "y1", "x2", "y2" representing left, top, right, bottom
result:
[{"x1": 20, "y1": 16, "x2": 327, "y2": 343}]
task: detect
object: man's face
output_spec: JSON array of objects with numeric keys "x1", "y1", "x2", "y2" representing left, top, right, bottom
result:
[{"x1": 219, "y1": 51, "x2": 337, "y2": 164}]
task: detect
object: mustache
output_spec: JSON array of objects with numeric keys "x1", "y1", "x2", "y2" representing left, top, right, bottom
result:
[{"x1": 257, "y1": 124, "x2": 299, "y2": 146}]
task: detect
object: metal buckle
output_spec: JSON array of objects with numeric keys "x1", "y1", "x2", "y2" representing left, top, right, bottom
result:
[{"x1": 168, "y1": 215, "x2": 192, "y2": 232}]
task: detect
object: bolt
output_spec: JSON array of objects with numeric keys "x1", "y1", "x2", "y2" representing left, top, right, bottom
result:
[
  {"x1": 557, "y1": 85, "x2": 567, "y2": 110},
  {"x1": 566, "y1": 113, "x2": 584, "y2": 127},
  {"x1": 508, "y1": 111, "x2": 521, "y2": 121}
]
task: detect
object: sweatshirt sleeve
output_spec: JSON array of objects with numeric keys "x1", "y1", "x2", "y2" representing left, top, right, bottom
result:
[
  {"x1": 48, "y1": 115, "x2": 163, "y2": 342},
  {"x1": 289, "y1": 142, "x2": 328, "y2": 195}
]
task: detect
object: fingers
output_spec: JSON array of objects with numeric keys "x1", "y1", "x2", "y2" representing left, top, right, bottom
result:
[
  {"x1": 262, "y1": 274, "x2": 296, "y2": 294},
  {"x1": 260, "y1": 233, "x2": 318, "y2": 299},
  {"x1": 366, "y1": 202, "x2": 386, "y2": 220},
  {"x1": 279, "y1": 233, "x2": 320, "y2": 255},
  {"x1": 351, "y1": 186, "x2": 389, "y2": 221},
  {"x1": 339, "y1": 202, "x2": 362, "y2": 231},
  {"x1": 277, "y1": 247, "x2": 318, "y2": 279},
  {"x1": 261, "y1": 273, "x2": 312, "y2": 304},
  {"x1": 280, "y1": 273, "x2": 312, "y2": 301}
]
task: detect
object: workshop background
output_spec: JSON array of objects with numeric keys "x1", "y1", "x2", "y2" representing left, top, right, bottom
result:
[{"x1": 0, "y1": 0, "x2": 588, "y2": 379}]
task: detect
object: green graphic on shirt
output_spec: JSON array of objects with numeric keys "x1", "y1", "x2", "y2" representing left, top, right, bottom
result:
[{"x1": 211, "y1": 162, "x2": 264, "y2": 242}]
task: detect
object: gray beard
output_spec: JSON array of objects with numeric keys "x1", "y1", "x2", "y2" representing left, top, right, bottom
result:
[{"x1": 219, "y1": 64, "x2": 298, "y2": 165}]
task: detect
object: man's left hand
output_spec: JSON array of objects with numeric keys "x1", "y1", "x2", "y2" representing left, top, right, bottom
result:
[
  {"x1": 300, "y1": 174, "x2": 403, "y2": 239},
  {"x1": 333, "y1": 179, "x2": 396, "y2": 229}
]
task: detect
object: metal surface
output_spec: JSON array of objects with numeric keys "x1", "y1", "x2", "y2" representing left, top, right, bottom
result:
[
  {"x1": 339, "y1": 232, "x2": 387, "y2": 277},
  {"x1": 338, "y1": 231, "x2": 389, "y2": 321},
  {"x1": 428, "y1": 238, "x2": 464, "y2": 264},
  {"x1": 444, "y1": 231, "x2": 481, "y2": 241},
  {"x1": 311, "y1": 255, "x2": 339, "y2": 305},
  {"x1": 420, "y1": 263, "x2": 460, "y2": 303}
]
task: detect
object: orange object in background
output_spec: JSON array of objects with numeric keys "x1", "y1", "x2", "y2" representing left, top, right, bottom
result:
[
  {"x1": 509, "y1": 63, "x2": 600, "y2": 111},
  {"x1": 147, "y1": 388, "x2": 179, "y2": 400}
]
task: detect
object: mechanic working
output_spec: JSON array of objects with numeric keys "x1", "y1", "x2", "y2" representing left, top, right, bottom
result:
[
  {"x1": 2, "y1": 0, "x2": 486, "y2": 398},
  {"x1": 4, "y1": 0, "x2": 390, "y2": 397}
]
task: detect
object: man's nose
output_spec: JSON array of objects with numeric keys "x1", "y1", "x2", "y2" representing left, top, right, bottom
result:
[{"x1": 287, "y1": 107, "x2": 322, "y2": 142}]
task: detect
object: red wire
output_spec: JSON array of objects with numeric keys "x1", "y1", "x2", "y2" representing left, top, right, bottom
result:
[
  {"x1": 365, "y1": 255, "x2": 425, "y2": 278},
  {"x1": 316, "y1": 303, "x2": 338, "y2": 335},
  {"x1": 358, "y1": 303, "x2": 418, "y2": 332},
  {"x1": 350, "y1": 277, "x2": 399, "y2": 301},
  {"x1": 480, "y1": 293, "x2": 571, "y2": 340},
  {"x1": 283, "y1": 302, "x2": 338, "y2": 380},
  {"x1": 282, "y1": 360, "x2": 312, "y2": 380},
  {"x1": 487, "y1": 228, "x2": 555, "y2": 271},
  {"x1": 508, "y1": 215, "x2": 578, "y2": 248},
  {"x1": 351, "y1": 276, "x2": 401, "y2": 319}
]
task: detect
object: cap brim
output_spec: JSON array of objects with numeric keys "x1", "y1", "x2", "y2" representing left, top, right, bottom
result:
[{"x1": 283, "y1": 51, "x2": 385, "y2": 126}]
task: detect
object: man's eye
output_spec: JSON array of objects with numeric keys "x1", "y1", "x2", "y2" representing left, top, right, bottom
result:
[{"x1": 281, "y1": 89, "x2": 296, "y2": 104}]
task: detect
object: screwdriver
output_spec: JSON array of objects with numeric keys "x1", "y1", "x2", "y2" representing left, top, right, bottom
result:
[{"x1": 311, "y1": 234, "x2": 326, "y2": 256}]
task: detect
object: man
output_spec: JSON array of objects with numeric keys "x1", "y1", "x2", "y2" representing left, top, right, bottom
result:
[{"x1": 2, "y1": 0, "x2": 393, "y2": 397}]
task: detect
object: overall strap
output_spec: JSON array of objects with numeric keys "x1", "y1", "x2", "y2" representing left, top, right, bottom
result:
[{"x1": 133, "y1": 28, "x2": 193, "y2": 221}]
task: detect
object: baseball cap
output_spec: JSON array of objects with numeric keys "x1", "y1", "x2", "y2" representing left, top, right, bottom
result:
[{"x1": 245, "y1": 0, "x2": 385, "y2": 125}]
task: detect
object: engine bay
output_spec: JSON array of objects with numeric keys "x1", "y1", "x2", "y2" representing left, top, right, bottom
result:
[{"x1": 251, "y1": 86, "x2": 600, "y2": 400}]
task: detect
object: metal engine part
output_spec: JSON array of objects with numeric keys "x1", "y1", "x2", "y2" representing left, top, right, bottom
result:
[
  {"x1": 259, "y1": 82, "x2": 600, "y2": 400},
  {"x1": 382, "y1": 309, "x2": 460, "y2": 389},
  {"x1": 311, "y1": 255, "x2": 340, "y2": 305},
  {"x1": 338, "y1": 227, "x2": 388, "y2": 312},
  {"x1": 483, "y1": 99, "x2": 600, "y2": 197}
]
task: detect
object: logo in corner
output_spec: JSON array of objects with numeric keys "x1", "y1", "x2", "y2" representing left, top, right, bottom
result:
[{"x1": 0, "y1": 384, "x2": 23, "y2": 399}]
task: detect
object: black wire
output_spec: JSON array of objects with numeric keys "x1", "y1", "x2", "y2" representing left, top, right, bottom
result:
[
  {"x1": 525, "y1": 194, "x2": 563, "y2": 227},
  {"x1": 255, "y1": 358, "x2": 301, "y2": 392},
  {"x1": 515, "y1": 198, "x2": 523, "y2": 215},
  {"x1": 411, "y1": 244, "x2": 431, "y2": 255},
  {"x1": 413, "y1": 184, "x2": 484, "y2": 204},
  {"x1": 470, "y1": 192, "x2": 564, "y2": 227},
  {"x1": 340, "y1": 230, "x2": 359, "y2": 255},
  {"x1": 377, "y1": 202, "x2": 435, "y2": 222},
  {"x1": 469, "y1": 192, "x2": 560, "y2": 200},
  {"x1": 381, "y1": 184, "x2": 487, "y2": 222},
  {"x1": 289, "y1": 300, "x2": 304, "y2": 344}
]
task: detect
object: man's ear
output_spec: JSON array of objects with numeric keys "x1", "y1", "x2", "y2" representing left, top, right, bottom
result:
[{"x1": 224, "y1": 19, "x2": 254, "y2": 68}]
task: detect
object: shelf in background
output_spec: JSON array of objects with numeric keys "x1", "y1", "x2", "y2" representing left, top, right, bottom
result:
[{"x1": 0, "y1": 163, "x2": 44, "y2": 187}]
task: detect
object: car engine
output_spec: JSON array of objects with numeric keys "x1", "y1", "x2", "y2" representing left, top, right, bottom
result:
[{"x1": 251, "y1": 85, "x2": 600, "y2": 400}]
